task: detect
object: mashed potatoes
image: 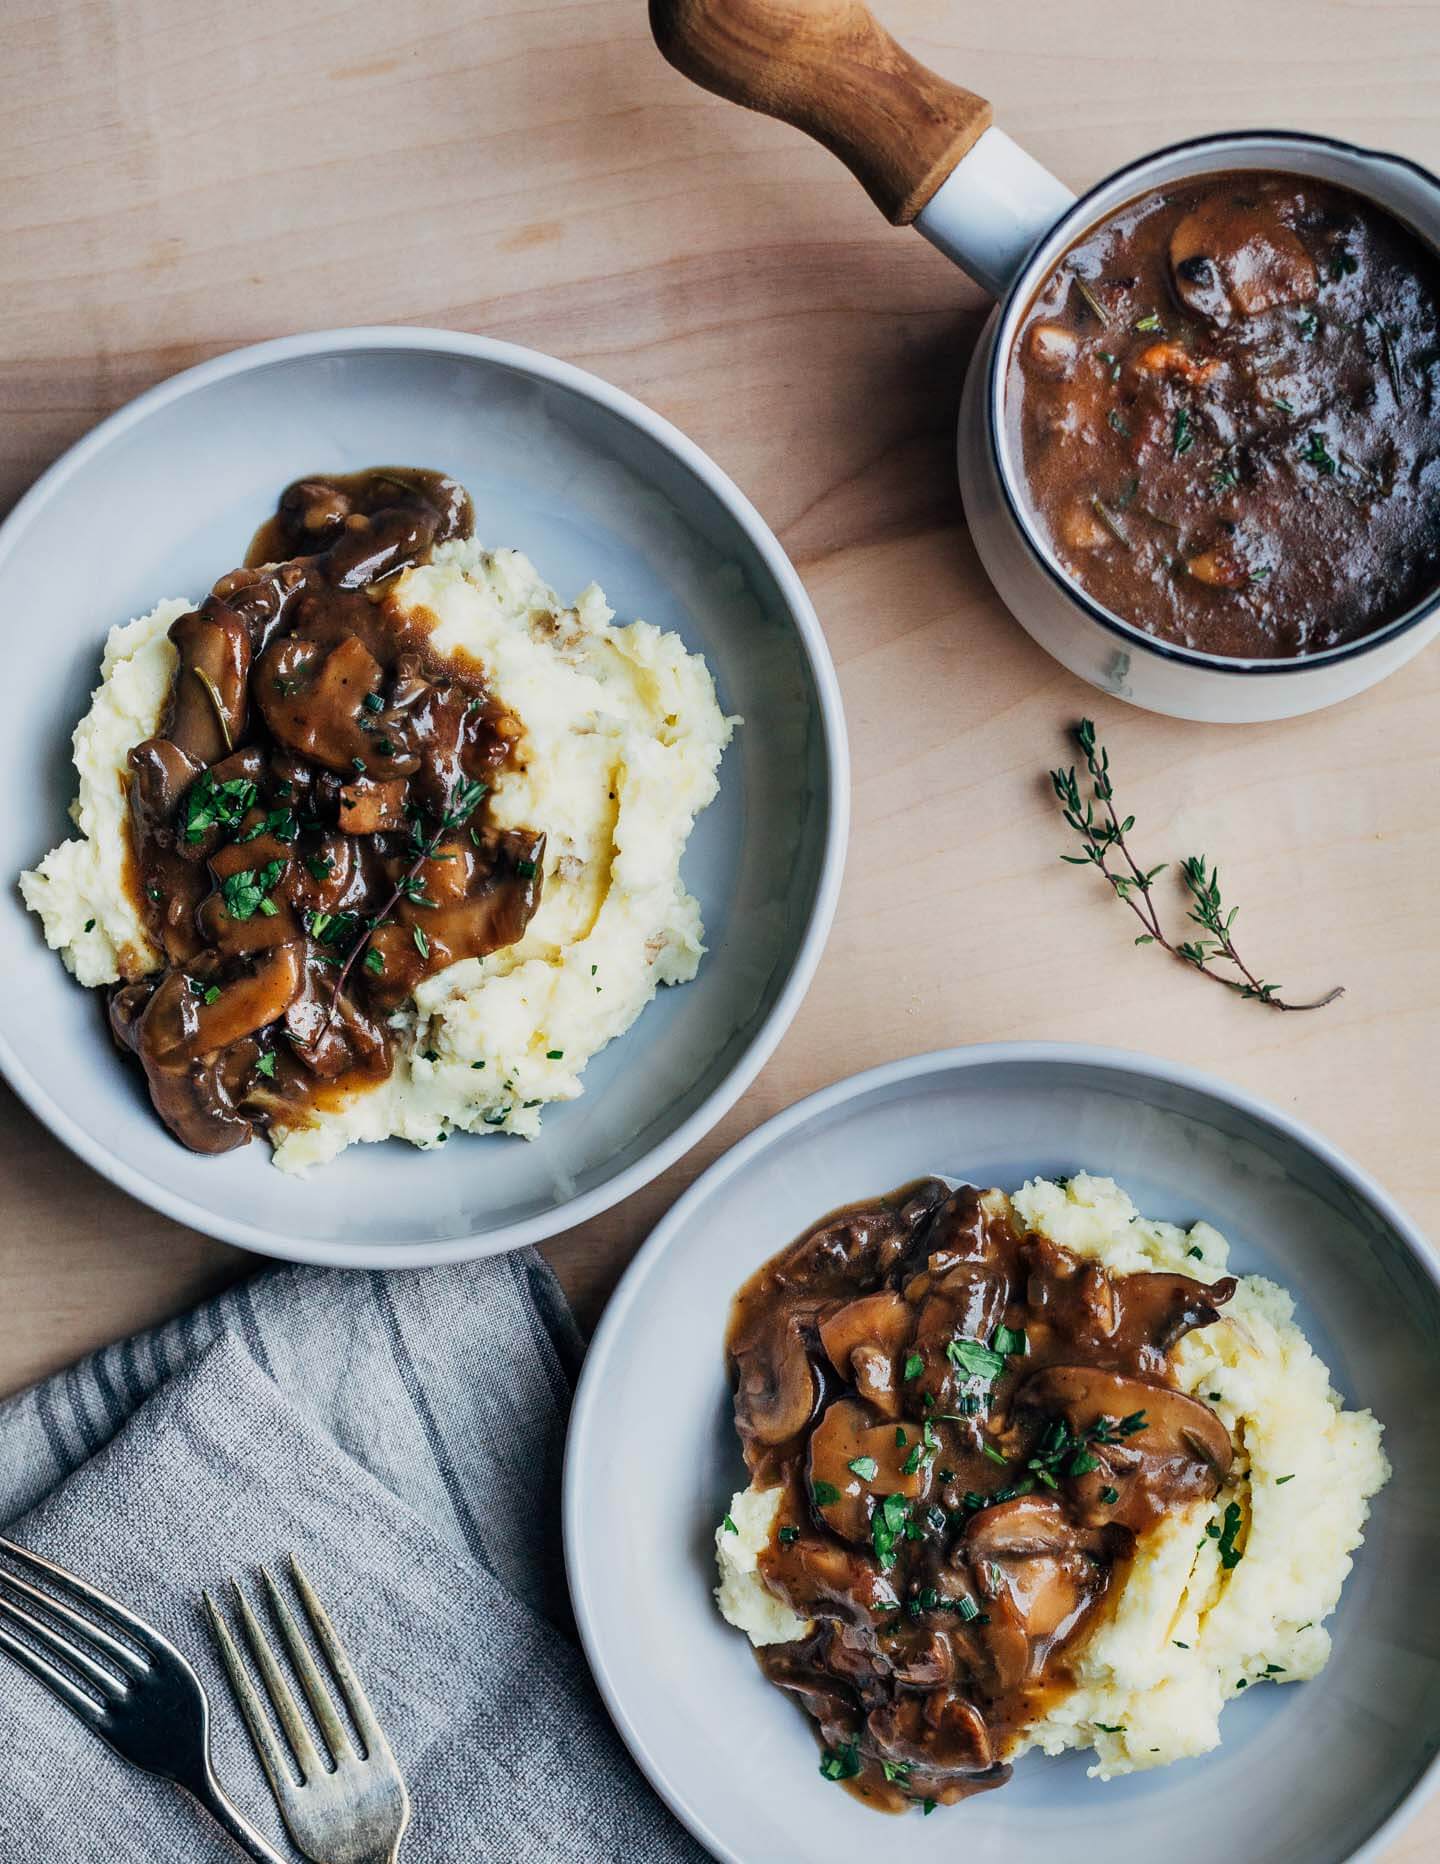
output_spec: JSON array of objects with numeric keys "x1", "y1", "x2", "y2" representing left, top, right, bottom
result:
[
  {"x1": 21, "y1": 540, "x2": 735, "y2": 1169},
  {"x1": 716, "y1": 1173, "x2": 1389, "y2": 1782}
]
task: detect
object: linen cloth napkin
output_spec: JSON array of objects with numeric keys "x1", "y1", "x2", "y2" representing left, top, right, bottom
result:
[{"x1": 0, "y1": 1254, "x2": 708, "y2": 1863}]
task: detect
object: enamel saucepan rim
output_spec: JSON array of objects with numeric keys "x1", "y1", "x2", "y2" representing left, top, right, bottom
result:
[{"x1": 982, "y1": 128, "x2": 1440, "y2": 678}]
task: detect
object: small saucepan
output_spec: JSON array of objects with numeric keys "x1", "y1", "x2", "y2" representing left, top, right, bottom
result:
[{"x1": 651, "y1": 0, "x2": 1440, "y2": 721}]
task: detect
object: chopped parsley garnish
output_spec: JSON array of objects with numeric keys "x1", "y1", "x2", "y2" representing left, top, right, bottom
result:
[
  {"x1": 1263, "y1": 1663, "x2": 1286, "y2": 1675},
  {"x1": 923, "y1": 1799, "x2": 936, "y2": 1816},
  {"x1": 1328, "y1": 246, "x2": 1358, "y2": 280},
  {"x1": 1275, "y1": 1473, "x2": 1295, "y2": 1485},
  {"x1": 1094, "y1": 1722, "x2": 1126, "y2": 1735},
  {"x1": 1172, "y1": 406, "x2": 1195, "y2": 457},
  {"x1": 1133, "y1": 311, "x2": 1164, "y2": 333},
  {"x1": 901, "y1": 1443, "x2": 925, "y2": 1476},
  {"x1": 1099, "y1": 1485, "x2": 1120, "y2": 1505},
  {"x1": 1270, "y1": 395, "x2": 1295, "y2": 413},
  {"x1": 1215, "y1": 1498, "x2": 1245, "y2": 1569},
  {"x1": 902, "y1": 1352, "x2": 923, "y2": 1382},
  {"x1": 306, "y1": 855, "x2": 333, "y2": 882},
  {"x1": 818, "y1": 1741, "x2": 861, "y2": 1783},
  {"x1": 847, "y1": 1456, "x2": 879, "y2": 1481},
  {"x1": 1300, "y1": 430, "x2": 1338, "y2": 475},
  {"x1": 1298, "y1": 311, "x2": 1319, "y2": 341},
  {"x1": 1173, "y1": 1639, "x2": 1190, "y2": 1650},
  {"x1": 255, "y1": 1052, "x2": 277, "y2": 1079},
  {"x1": 183, "y1": 771, "x2": 256, "y2": 845},
  {"x1": 895, "y1": 1427, "x2": 907, "y2": 1447},
  {"x1": 871, "y1": 1493, "x2": 909, "y2": 1572},
  {"x1": 471, "y1": 1059, "x2": 486, "y2": 1070},
  {"x1": 991, "y1": 1323, "x2": 1027, "y2": 1358},
  {"x1": 546, "y1": 1049, "x2": 564, "y2": 1059},
  {"x1": 722, "y1": 1515, "x2": 738, "y2": 1535},
  {"x1": 1089, "y1": 1410, "x2": 1148, "y2": 1443},
  {"x1": 1187, "y1": 1244, "x2": 1203, "y2": 1259},
  {"x1": 220, "y1": 859, "x2": 284, "y2": 922},
  {"x1": 777, "y1": 1525, "x2": 799, "y2": 1546},
  {"x1": 515, "y1": 857, "x2": 538, "y2": 879},
  {"x1": 237, "y1": 807, "x2": 297, "y2": 844},
  {"x1": 812, "y1": 1480, "x2": 841, "y2": 1506},
  {"x1": 83, "y1": 918, "x2": 95, "y2": 933},
  {"x1": 946, "y1": 1337, "x2": 1005, "y2": 1383}
]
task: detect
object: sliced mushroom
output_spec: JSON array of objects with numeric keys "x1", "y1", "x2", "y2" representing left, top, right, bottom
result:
[
  {"x1": 1015, "y1": 1363, "x2": 1233, "y2": 1532},
  {"x1": 337, "y1": 776, "x2": 410, "y2": 835},
  {"x1": 732, "y1": 1309, "x2": 820, "y2": 1452},
  {"x1": 1169, "y1": 194, "x2": 1319, "y2": 325},
  {"x1": 867, "y1": 1689, "x2": 993, "y2": 1776},
  {"x1": 807, "y1": 1397, "x2": 928, "y2": 1543},
  {"x1": 963, "y1": 1495, "x2": 1082, "y2": 1560},
  {"x1": 164, "y1": 609, "x2": 251, "y2": 765},
  {"x1": 818, "y1": 1290, "x2": 915, "y2": 1418},
  {"x1": 1023, "y1": 321, "x2": 1080, "y2": 379},
  {"x1": 254, "y1": 631, "x2": 415, "y2": 776}
]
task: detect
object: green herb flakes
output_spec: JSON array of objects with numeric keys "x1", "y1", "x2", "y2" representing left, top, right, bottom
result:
[
  {"x1": 220, "y1": 859, "x2": 284, "y2": 922},
  {"x1": 819, "y1": 1741, "x2": 861, "y2": 1783}
]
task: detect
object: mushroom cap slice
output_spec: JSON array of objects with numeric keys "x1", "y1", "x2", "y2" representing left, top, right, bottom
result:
[
  {"x1": 807, "y1": 1396, "x2": 929, "y2": 1544},
  {"x1": 1169, "y1": 193, "x2": 1319, "y2": 325}
]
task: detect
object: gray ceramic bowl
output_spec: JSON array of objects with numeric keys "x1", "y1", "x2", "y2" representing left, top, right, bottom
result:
[
  {"x1": 0, "y1": 329, "x2": 847, "y2": 1265},
  {"x1": 565, "y1": 1045, "x2": 1440, "y2": 1864}
]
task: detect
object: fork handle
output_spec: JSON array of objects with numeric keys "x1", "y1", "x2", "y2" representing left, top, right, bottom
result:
[{"x1": 189, "y1": 1774, "x2": 289, "y2": 1864}]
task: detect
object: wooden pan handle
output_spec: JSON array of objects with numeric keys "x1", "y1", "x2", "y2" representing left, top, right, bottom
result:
[{"x1": 650, "y1": 0, "x2": 993, "y2": 225}]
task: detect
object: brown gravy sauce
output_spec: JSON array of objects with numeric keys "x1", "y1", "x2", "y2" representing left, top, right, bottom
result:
[
  {"x1": 1008, "y1": 172, "x2": 1440, "y2": 657},
  {"x1": 727, "y1": 1180, "x2": 1236, "y2": 1813},
  {"x1": 112, "y1": 468, "x2": 544, "y2": 1153}
]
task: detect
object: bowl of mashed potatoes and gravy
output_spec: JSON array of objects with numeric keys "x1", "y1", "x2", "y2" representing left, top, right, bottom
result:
[
  {"x1": 715, "y1": 1173, "x2": 1388, "y2": 1815},
  {"x1": 22, "y1": 464, "x2": 739, "y2": 1170}
]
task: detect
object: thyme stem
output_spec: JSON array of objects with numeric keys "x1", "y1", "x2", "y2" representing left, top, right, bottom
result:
[{"x1": 1050, "y1": 722, "x2": 1344, "y2": 1013}]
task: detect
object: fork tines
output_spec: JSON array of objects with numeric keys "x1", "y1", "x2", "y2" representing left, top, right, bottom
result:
[
  {"x1": 203, "y1": 1555, "x2": 387, "y2": 1789},
  {"x1": 0, "y1": 1535, "x2": 156, "y2": 1724}
]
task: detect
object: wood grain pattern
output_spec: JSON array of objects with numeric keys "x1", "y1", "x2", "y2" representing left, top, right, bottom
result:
[
  {"x1": 0, "y1": 3, "x2": 1437, "y2": 1855},
  {"x1": 650, "y1": 0, "x2": 992, "y2": 222}
]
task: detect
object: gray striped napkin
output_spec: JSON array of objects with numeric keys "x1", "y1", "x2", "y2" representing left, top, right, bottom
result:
[{"x1": 0, "y1": 1254, "x2": 706, "y2": 1863}]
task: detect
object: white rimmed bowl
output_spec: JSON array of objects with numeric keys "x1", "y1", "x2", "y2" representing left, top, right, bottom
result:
[
  {"x1": 0, "y1": 327, "x2": 847, "y2": 1267},
  {"x1": 565, "y1": 1043, "x2": 1440, "y2": 1864}
]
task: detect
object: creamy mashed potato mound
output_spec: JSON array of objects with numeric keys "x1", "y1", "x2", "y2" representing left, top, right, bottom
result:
[
  {"x1": 716, "y1": 1173, "x2": 1389, "y2": 1783},
  {"x1": 21, "y1": 542, "x2": 735, "y2": 1169}
]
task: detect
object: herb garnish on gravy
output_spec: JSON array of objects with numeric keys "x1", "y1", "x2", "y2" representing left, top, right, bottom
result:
[
  {"x1": 1010, "y1": 172, "x2": 1440, "y2": 657},
  {"x1": 103, "y1": 470, "x2": 543, "y2": 1153},
  {"x1": 714, "y1": 1174, "x2": 1390, "y2": 1816}
]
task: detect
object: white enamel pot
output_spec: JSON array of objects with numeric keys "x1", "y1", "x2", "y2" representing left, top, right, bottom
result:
[{"x1": 652, "y1": 0, "x2": 1440, "y2": 720}]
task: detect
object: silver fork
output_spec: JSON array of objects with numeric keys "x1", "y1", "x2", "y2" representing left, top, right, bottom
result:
[
  {"x1": 203, "y1": 1556, "x2": 410, "y2": 1864},
  {"x1": 0, "y1": 1534, "x2": 284, "y2": 1862}
]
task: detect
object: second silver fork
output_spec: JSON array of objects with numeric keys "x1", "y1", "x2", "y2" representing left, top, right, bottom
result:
[{"x1": 204, "y1": 1557, "x2": 410, "y2": 1864}]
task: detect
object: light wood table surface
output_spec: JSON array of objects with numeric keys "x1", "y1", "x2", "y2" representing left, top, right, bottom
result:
[{"x1": 3, "y1": 2, "x2": 1437, "y2": 1854}]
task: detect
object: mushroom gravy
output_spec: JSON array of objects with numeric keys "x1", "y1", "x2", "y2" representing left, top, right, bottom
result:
[
  {"x1": 111, "y1": 469, "x2": 544, "y2": 1153},
  {"x1": 1007, "y1": 172, "x2": 1440, "y2": 658},
  {"x1": 727, "y1": 1179, "x2": 1236, "y2": 1812}
]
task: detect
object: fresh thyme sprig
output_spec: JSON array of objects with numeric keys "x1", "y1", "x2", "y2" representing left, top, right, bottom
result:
[{"x1": 1050, "y1": 721, "x2": 1343, "y2": 1012}]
